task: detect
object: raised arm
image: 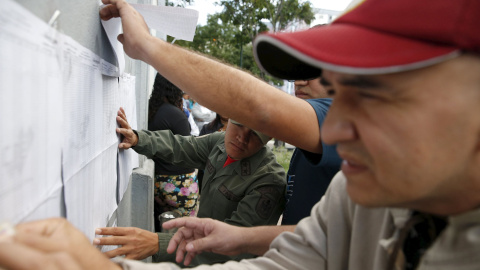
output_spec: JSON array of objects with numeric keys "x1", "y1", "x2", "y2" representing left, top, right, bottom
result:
[{"x1": 100, "y1": 0, "x2": 322, "y2": 153}]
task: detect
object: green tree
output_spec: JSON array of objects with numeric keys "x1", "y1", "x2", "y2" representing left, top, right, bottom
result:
[
  {"x1": 216, "y1": 0, "x2": 268, "y2": 69},
  {"x1": 218, "y1": 0, "x2": 314, "y2": 36},
  {"x1": 165, "y1": 0, "x2": 194, "y2": 7},
  {"x1": 216, "y1": 0, "x2": 313, "y2": 82},
  {"x1": 266, "y1": 0, "x2": 315, "y2": 32},
  {"x1": 218, "y1": 0, "x2": 270, "y2": 42},
  {"x1": 168, "y1": 14, "x2": 241, "y2": 66},
  {"x1": 169, "y1": 0, "x2": 313, "y2": 86}
]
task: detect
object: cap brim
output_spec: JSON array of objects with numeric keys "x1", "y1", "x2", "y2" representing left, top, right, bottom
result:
[{"x1": 253, "y1": 24, "x2": 461, "y2": 80}]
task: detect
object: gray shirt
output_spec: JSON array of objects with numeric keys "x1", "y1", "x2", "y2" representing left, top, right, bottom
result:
[{"x1": 116, "y1": 171, "x2": 480, "y2": 270}]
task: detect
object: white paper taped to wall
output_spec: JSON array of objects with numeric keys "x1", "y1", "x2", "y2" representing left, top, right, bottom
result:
[
  {"x1": 0, "y1": 0, "x2": 64, "y2": 224},
  {"x1": 0, "y1": 0, "x2": 133, "y2": 239},
  {"x1": 131, "y1": 4, "x2": 199, "y2": 41},
  {"x1": 100, "y1": 3, "x2": 199, "y2": 77},
  {"x1": 100, "y1": 16, "x2": 124, "y2": 76}
]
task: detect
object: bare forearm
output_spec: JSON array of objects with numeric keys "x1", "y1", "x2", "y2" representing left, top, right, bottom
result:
[
  {"x1": 239, "y1": 225, "x2": 296, "y2": 256},
  {"x1": 141, "y1": 38, "x2": 322, "y2": 153}
]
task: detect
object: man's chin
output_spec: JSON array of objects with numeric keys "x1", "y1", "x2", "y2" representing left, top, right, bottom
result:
[{"x1": 346, "y1": 185, "x2": 392, "y2": 208}]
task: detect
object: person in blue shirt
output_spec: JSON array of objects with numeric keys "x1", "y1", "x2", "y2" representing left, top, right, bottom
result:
[{"x1": 281, "y1": 77, "x2": 342, "y2": 225}]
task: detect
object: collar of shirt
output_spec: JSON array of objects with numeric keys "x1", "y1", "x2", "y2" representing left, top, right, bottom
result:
[{"x1": 223, "y1": 155, "x2": 239, "y2": 168}]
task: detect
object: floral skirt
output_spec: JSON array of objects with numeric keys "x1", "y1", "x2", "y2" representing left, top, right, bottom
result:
[{"x1": 154, "y1": 171, "x2": 199, "y2": 231}]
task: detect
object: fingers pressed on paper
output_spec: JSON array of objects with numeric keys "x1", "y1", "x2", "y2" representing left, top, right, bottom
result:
[
  {"x1": 116, "y1": 128, "x2": 129, "y2": 137},
  {"x1": 110, "y1": 227, "x2": 131, "y2": 236},
  {"x1": 116, "y1": 115, "x2": 128, "y2": 125},
  {"x1": 95, "y1": 236, "x2": 124, "y2": 246},
  {"x1": 96, "y1": 227, "x2": 116, "y2": 236}
]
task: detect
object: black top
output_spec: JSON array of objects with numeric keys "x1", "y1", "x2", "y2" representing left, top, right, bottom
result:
[
  {"x1": 199, "y1": 121, "x2": 224, "y2": 136},
  {"x1": 148, "y1": 103, "x2": 195, "y2": 175}
]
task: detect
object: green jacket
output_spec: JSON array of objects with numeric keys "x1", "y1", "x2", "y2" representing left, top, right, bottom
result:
[{"x1": 132, "y1": 130, "x2": 286, "y2": 266}]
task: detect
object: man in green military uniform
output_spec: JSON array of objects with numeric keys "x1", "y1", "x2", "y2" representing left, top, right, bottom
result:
[{"x1": 94, "y1": 107, "x2": 286, "y2": 266}]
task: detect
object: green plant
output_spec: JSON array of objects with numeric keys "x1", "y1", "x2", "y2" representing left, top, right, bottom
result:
[{"x1": 272, "y1": 146, "x2": 293, "y2": 173}]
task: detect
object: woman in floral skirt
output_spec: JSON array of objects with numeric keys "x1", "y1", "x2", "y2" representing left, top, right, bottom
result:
[{"x1": 148, "y1": 73, "x2": 199, "y2": 231}]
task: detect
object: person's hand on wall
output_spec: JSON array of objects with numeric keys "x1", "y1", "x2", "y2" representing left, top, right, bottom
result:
[
  {"x1": 99, "y1": 0, "x2": 153, "y2": 63},
  {"x1": 0, "y1": 218, "x2": 121, "y2": 270},
  {"x1": 94, "y1": 227, "x2": 159, "y2": 260},
  {"x1": 116, "y1": 107, "x2": 138, "y2": 149},
  {"x1": 164, "y1": 217, "x2": 246, "y2": 266}
]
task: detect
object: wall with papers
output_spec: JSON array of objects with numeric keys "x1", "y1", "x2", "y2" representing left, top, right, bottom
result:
[{"x1": 0, "y1": 0, "x2": 159, "y2": 242}]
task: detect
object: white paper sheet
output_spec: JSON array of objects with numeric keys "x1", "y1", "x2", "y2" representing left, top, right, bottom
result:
[
  {"x1": 61, "y1": 35, "x2": 119, "y2": 182},
  {"x1": 64, "y1": 143, "x2": 118, "y2": 240},
  {"x1": 117, "y1": 74, "x2": 139, "y2": 202},
  {"x1": 101, "y1": 3, "x2": 199, "y2": 77},
  {"x1": 22, "y1": 187, "x2": 64, "y2": 223},
  {"x1": 61, "y1": 36, "x2": 120, "y2": 239},
  {"x1": 0, "y1": 0, "x2": 131, "y2": 240},
  {"x1": 131, "y1": 4, "x2": 199, "y2": 42},
  {"x1": 0, "y1": 0, "x2": 63, "y2": 224},
  {"x1": 101, "y1": 16, "x2": 124, "y2": 76}
]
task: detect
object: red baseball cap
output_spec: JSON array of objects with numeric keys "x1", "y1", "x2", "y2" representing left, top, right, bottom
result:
[{"x1": 253, "y1": 0, "x2": 480, "y2": 80}]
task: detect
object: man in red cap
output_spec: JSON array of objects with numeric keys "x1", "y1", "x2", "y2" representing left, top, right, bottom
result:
[{"x1": 2, "y1": 0, "x2": 480, "y2": 269}]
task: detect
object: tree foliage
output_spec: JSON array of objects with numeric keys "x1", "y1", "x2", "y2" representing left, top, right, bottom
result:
[
  {"x1": 165, "y1": 0, "x2": 194, "y2": 7},
  {"x1": 219, "y1": 0, "x2": 315, "y2": 36},
  {"x1": 266, "y1": 0, "x2": 315, "y2": 32},
  {"x1": 169, "y1": 0, "x2": 314, "y2": 86},
  {"x1": 168, "y1": 14, "x2": 241, "y2": 66},
  {"x1": 218, "y1": 0, "x2": 269, "y2": 42}
]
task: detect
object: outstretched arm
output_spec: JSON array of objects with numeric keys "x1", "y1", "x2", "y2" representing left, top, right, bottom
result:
[
  {"x1": 94, "y1": 227, "x2": 158, "y2": 260},
  {"x1": 163, "y1": 217, "x2": 295, "y2": 266},
  {"x1": 100, "y1": 0, "x2": 322, "y2": 154}
]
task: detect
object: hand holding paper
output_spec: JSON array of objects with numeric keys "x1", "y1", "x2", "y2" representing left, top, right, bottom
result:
[
  {"x1": 100, "y1": 0, "x2": 152, "y2": 63},
  {"x1": 100, "y1": 0, "x2": 199, "y2": 75}
]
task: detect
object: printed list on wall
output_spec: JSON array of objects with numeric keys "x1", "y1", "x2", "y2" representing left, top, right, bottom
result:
[{"x1": 0, "y1": 0, "x2": 138, "y2": 240}]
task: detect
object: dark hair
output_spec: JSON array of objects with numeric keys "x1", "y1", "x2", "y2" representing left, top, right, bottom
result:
[
  {"x1": 148, "y1": 73, "x2": 184, "y2": 123},
  {"x1": 206, "y1": 113, "x2": 225, "y2": 130}
]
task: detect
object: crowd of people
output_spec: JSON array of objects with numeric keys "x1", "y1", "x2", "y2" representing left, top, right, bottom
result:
[{"x1": 2, "y1": 0, "x2": 480, "y2": 269}]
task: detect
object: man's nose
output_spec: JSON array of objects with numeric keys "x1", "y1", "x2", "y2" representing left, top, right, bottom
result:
[
  {"x1": 237, "y1": 128, "x2": 251, "y2": 144},
  {"x1": 321, "y1": 99, "x2": 357, "y2": 145},
  {"x1": 294, "y1": 80, "x2": 309, "y2": 88}
]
